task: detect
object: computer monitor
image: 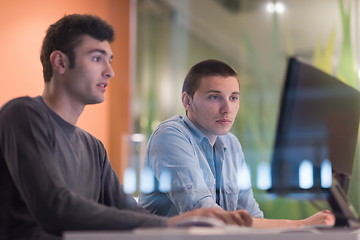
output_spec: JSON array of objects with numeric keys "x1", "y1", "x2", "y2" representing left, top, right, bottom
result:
[{"x1": 269, "y1": 57, "x2": 360, "y2": 227}]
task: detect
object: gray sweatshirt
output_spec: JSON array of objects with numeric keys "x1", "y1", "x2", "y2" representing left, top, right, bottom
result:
[{"x1": 0, "y1": 96, "x2": 167, "y2": 240}]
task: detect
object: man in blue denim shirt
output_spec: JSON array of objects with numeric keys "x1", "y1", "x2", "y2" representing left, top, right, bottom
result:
[
  {"x1": 140, "y1": 115, "x2": 262, "y2": 217},
  {"x1": 139, "y1": 59, "x2": 335, "y2": 228}
]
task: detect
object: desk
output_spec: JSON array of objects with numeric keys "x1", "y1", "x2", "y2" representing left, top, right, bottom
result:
[{"x1": 64, "y1": 226, "x2": 360, "y2": 240}]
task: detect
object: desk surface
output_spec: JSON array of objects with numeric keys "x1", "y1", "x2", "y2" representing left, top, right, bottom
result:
[{"x1": 63, "y1": 226, "x2": 360, "y2": 240}]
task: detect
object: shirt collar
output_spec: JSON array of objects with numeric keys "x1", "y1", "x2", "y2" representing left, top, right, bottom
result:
[{"x1": 182, "y1": 115, "x2": 227, "y2": 151}]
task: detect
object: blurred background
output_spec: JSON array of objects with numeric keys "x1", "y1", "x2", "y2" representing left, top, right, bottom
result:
[
  {"x1": 1, "y1": 0, "x2": 359, "y2": 221},
  {"x1": 132, "y1": 0, "x2": 360, "y2": 219}
]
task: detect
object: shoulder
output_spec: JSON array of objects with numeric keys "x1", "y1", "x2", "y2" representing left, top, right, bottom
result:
[
  {"x1": 152, "y1": 115, "x2": 191, "y2": 137},
  {"x1": 147, "y1": 116, "x2": 196, "y2": 148},
  {"x1": 0, "y1": 96, "x2": 45, "y2": 122},
  {"x1": 1, "y1": 96, "x2": 37, "y2": 112}
]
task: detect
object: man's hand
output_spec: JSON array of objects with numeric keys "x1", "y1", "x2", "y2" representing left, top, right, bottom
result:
[
  {"x1": 167, "y1": 208, "x2": 252, "y2": 227},
  {"x1": 300, "y1": 210, "x2": 335, "y2": 226}
]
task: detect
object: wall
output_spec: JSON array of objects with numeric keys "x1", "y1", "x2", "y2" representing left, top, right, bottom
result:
[{"x1": 0, "y1": 0, "x2": 131, "y2": 177}]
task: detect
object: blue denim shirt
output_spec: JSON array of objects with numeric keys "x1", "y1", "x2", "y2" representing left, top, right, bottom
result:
[{"x1": 139, "y1": 115, "x2": 263, "y2": 218}]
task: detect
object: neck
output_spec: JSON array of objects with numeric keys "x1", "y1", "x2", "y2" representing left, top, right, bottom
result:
[
  {"x1": 42, "y1": 88, "x2": 84, "y2": 125},
  {"x1": 209, "y1": 137, "x2": 217, "y2": 146},
  {"x1": 187, "y1": 115, "x2": 217, "y2": 146}
]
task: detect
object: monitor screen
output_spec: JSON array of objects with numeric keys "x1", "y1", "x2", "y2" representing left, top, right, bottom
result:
[{"x1": 269, "y1": 57, "x2": 360, "y2": 226}]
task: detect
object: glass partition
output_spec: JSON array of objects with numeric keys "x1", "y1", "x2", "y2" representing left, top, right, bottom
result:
[{"x1": 131, "y1": 0, "x2": 360, "y2": 220}]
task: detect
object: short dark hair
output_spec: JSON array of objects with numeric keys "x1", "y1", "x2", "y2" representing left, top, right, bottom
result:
[
  {"x1": 182, "y1": 59, "x2": 238, "y2": 98},
  {"x1": 40, "y1": 14, "x2": 115, "y2": 82}
]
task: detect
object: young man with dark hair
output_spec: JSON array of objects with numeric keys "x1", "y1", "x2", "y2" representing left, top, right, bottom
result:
[
  {"x1": 139, "y1": 59, "x2": 335, "y2": 228},
  {"x1": 0, "y1": 16, "x2": 251, "y2": 240}
]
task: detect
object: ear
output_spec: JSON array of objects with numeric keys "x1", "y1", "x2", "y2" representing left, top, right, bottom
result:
[
  {"x1": 182, "y1": 92, "x2": 193, "y2": 112},
  {"x1": 49, "y1": 50, "x2": 69, "y2": 74}
]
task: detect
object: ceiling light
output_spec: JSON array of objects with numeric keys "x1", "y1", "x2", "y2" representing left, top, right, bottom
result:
[{"x1": 266, "y1": 2, "x2": 285, "y2": 14}]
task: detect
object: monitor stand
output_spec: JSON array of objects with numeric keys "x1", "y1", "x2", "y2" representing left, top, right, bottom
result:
[{"x1": 328, "y1": 176, "x2": 360, "y2": 228}]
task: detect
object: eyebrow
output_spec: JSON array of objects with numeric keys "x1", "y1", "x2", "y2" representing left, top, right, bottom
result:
[
  {"x1": 206, "y1": 90, "x2": 240, "y2": 95},
  {"x1": 87, "y1": 49, "x2": 114, "y2": 60}
]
